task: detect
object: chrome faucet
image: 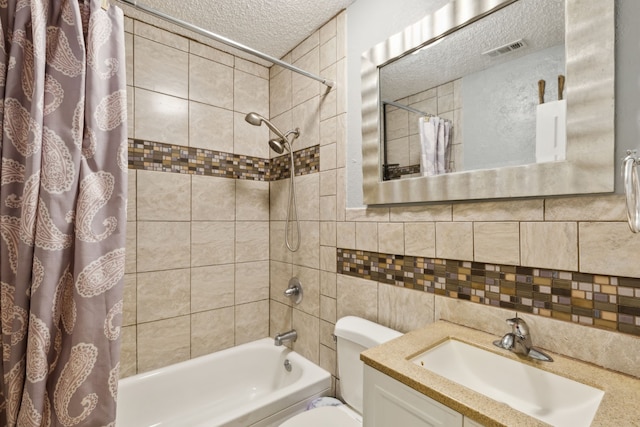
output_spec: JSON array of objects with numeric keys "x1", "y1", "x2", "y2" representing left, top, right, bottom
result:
[
  {"x1": 493, "y1": 316, "x2": 553, "y2": 362},
  {"x1": 274, "y1": 329, "x2": 297, "y2": 346}
]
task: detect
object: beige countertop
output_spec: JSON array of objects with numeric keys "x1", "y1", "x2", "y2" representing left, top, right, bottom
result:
[{"x1": 360, "y1": 321, "x2": 640, "y2": 427}]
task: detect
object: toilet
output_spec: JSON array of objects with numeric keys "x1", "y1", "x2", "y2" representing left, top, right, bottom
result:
[{"x1": 280, "y1": 316, "x2": 402, "y2": 426}]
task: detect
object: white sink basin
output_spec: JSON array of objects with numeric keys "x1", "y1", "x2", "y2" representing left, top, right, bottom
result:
[{"x1": 411, "y1": 339, "x2": 603, "y2": 427}]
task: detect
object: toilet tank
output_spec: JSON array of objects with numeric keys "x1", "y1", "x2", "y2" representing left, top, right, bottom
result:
[{"x1": 334, "y1": 316, "x2": 402, "y2": 415}]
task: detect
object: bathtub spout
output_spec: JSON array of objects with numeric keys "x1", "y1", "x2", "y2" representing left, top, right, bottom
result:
[{"x1": 274, "y1": 330, "x2": 297, "y2": 346}]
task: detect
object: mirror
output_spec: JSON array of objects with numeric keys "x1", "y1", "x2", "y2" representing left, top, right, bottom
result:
[{"x1": 361, "y1": 0, "x2": 615, "y2": 204}]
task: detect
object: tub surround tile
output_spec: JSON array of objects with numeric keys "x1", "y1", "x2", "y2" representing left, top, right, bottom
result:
[
  {"x1": 320, "y1": 195, "x2": 337, "y2": 222},
  {"x1": 336, "y1": 222, "x2": 356, "y2": 250},
  {"x1": 293, "y1": 221, "x2": 320, "y2": 269},
  {"x1": 336, "y1": 275, "x2": 378, "y2": 322},
  {"x1": 291, "y1": 97, "x2": 320, "y2": 150},
  {"x1": 191, "y1": 176, "x2": 235, "y2": 221},
  {"x1": 120, "y1": 326, "x2": 137, "y2": 378},
  {"x1": 319, "y1": 319, "x2": 337, "y2": 351},
  {"x1": 270, "y1": 222, "x2": 293, "y2": 264},
  {"x1": 320, "y1": 271, "x2": 337, "y2": 299},
  {"x1": 189, "y1": 54, "x2": 233, "y2": 108},
  {"x1": 123, "y1": 274, "x2": 137, "y2": 327},
  {"x1": 235, "y1": 300, "x2": 269, "y2": 345},
  {"x1": 190, "y1": 222, "x2": 235, "y2": 266},
  {"x1": 134, "y1": 89, "x2": 188, "y2": 146},
  {"x1": 125, "y1": 222, "x2": 136, "y2": 274},
  {"x1": 292, "y1": 308, "x2": 320, "y2": 364},
  {"x1": 235, "y1": 261, "x2": 270, "y2": 305},
  {"x1": 191, "y1": 307, "x2": 235, "y2": 357},
  {"x1": 134, "y1": 36, "x2": 189, "y2": 98},
  {"x1": 189, "y1": 40, "x2": 234, "y2": 66},
  {"x1": 134, "y1": 20, "x2": 189, "y2": 51},
  {"x1": 378, "y1": 223, "x2": 405, "y2": 255},
  {"x1": 233, "y1": 69, "x2": 269, "y2": 116},
  {"x1": 320, "y1": 221, "x2": 337, "y2": 247},
  {"x1": 191, "y1": 264, "x2": 235, "y2": 312},
  {"x1": 137, "y1": 221, "x2": 190, "y2": 272},
  {"x1": 292, "y1": 49, "x2": 320, "y2": 107},
  {"x1": 236, "y1": 180, "x2": 269, "y2": 221},
  {"x1": 189, "y1": 102, "x2": 234, "y2": 152},
  {"x1": 127, "y1": 169, "x2": 136, "y2": 220},
  {"x1": 270, "y1": 260, "x2": 294, "y2": 306},
  {"x1": 136, "y1": 170, "x2": 191, "y2": 221},
  {"x1": 137, "y1": 268, "x2": 191, "y2": 322},
  {"x1": 293, "y1": 265, "x2": 320, "y2": 317},
  {"x1": 233, "y1": 111, "x2": 270, "y2": 159},
  {"x1": 319, "y1": 344, "x2": 337, "y2": 377},
  {"x1": 452, "y1": 199, "x2": 544, "y2": 221},
  {"x1": 235, "y1": 221, "x2": 269, "y2": 263},
  {"x1": 137, "y1": 316, "x2": 191, "y2": 373},
  {"x1": 270, "y1": 300, "x2": 292, "y2": 338}
]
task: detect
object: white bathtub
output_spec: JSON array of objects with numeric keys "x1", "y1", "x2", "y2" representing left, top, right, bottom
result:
[{"x1": 116, "y1": 338, "x2": 331, "y2": 427}]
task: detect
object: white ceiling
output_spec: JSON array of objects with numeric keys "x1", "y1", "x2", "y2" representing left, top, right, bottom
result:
[{"x1": 118, "y1": 0, "x2": 356, "y2": 65}]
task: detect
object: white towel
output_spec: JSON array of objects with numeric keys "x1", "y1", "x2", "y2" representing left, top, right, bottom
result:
[{"x1": 419, "y1": 116, "x2": 451, "y2": 176}]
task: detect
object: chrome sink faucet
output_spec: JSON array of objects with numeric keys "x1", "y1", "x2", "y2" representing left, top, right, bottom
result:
[
  {"x1": 274, "y1": 329, "x2": 297, "y2": 346},
  {"x1": 493, "y1": 316, "x2": 553, "y2": 362}
]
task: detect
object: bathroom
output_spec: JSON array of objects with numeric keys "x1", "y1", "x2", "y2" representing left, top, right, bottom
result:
[{"x1": 1, "y1": 0, "x2": 637, "y2": 425}]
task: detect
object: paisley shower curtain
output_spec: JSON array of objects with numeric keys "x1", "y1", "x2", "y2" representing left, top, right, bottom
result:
[{"x1": 0, "y1": 1, "x2": 127, "y2": 425}]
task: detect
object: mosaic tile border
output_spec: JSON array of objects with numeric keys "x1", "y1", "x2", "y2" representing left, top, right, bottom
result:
[
  {"x1": 337, "y1": 248, "x2": 640, "y2": 338},
  {"x1": 128, "y1": 139, "x2": 319, "y2": 181}
]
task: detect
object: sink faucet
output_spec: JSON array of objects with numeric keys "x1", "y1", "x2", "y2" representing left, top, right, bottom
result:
[
  {"x1": 274, "y1": 329, "x2": 297, "y2": 346},
  {"x1": 493, "y1": 316, "x2": 553, "y2": 362}
]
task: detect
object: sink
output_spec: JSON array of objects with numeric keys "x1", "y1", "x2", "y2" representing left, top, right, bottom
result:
[{"x1": 411, "y1": 339, "x2": 604, "y2": 427}]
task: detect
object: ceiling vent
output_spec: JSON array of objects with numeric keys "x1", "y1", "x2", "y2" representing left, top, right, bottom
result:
[{"x1": 482, "y1": 39, "x2": 527, "y2": 58}]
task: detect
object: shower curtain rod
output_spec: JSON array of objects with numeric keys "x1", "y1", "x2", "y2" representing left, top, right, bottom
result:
[
  {"x1": 382, "y1": 100, "x2": 451, "y2": 123},
  {"x1": 116, "y1": 0, "x2": 335, "y2": 88}
]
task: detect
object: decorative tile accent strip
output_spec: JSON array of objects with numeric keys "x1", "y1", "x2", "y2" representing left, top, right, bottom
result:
[
  {"x1": 337, "y1": 248, "x2": 640, "y2": 338},
  {"x1": 386, "y1": 164, "x2": 420, "y2": 180},
  {"x1": 128, "y1": 139, "x2": 319, "y2": 180}
]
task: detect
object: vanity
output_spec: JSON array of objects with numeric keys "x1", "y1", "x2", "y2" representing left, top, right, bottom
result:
[{"x1": 361, "y1": 321, "x2": 640, "y2": 426}]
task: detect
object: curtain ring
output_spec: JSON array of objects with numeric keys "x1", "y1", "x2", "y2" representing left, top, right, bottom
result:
[{"x1": 623, "y1": 150, "x2": 640, "y2": 233}]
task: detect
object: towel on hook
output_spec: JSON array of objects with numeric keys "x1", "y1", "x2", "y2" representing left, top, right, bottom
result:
[{"x1": 419, "y1": 116, "x2": 451, "y2": 176}]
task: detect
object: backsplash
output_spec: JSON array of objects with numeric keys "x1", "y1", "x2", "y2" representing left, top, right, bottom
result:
[
  {"x1": 128, "y1": 138, "x2": 319, "y2": 181},
  {"x1": 338, "y1": 248, "x2": 640, "y2": 337}
]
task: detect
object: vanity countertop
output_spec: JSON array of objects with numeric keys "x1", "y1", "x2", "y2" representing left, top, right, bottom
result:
[{"x1": 360, "y1": 321, "x2": 640, "y2": 426}]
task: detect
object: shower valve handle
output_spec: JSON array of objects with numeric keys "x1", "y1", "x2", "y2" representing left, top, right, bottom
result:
[{"x1": 284, "y1": 277, "x2": 303, "y2": 305}]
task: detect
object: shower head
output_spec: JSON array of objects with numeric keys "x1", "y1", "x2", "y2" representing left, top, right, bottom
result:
[
  {"x1": 244, "y1": 112, "x2": 288, "y2": 141},
  {"x1": 269, "y1": 138, "x2": 287, "y2": 154}
]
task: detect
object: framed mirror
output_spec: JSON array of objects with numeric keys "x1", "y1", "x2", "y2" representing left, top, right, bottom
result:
[{"x1": 361, "y1": 0, "x2": 615, "y2": 205}]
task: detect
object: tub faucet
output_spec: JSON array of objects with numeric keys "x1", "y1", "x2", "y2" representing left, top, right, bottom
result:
[
  {"x1": 274, "y1": 329, "x2": 297, "y2": 346},
  {"x1": 493, "y1": 316, "x2": 553, "y2": 362}
]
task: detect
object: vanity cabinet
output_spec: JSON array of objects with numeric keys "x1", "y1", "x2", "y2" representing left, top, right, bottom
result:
[{"x1": 363, "y1": 365, "x2": 484, "y2": 427}]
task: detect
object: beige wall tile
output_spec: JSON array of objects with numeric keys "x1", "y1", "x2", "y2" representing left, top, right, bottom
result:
[
  {"x1": 579, "y1": 222, "x2": 640, "y2": 278},
  {"x1": 137, "y1": 268, "x2": 190, "y2": 323},
  {"x1": 378, "y1": 284, "x2": 435, "y2": 333},
  {"x1": 320, "y1": 195, "x2": 337, "y2": 221},
  {"x1": 389, "y1": 205, "x2": 452, "y2": 222},
  {"x1": 320, "y1": 295, "x2": 337, "y2": 323},
  {"x1": 346, "y1": 207, "x2": 390, "y2": 222},
  {"x1": 404, "y1": 222, "x2": 436, "y2": 257},
  {"x1": 293, "y1": 265, "x2": 320, "y2": 317},
  {"x1": 270, "y1": 69, "x2": 292, "y2": 118},
  {"x1": 336, "y1": 275, "x2": 378, "y2": 322},
  {"x1": 320, "y1": 319, "x2": 336, "y2": 350},
  {"x1": 192, "y1": 176, "x2": 235, "y2": 221},
  {"x1": 137, "y1": 316, "x2": 190, "y2": 373},
  {"x1": 235, "y1": 300, "x2": 269, "y2": 345},
  {"x1": 520, "y1": 222, "x2": 578, "y2": 271},
  {"x1": 320, "y1": 116, "x2": 337, "y2": 147},
  {"x1": 189, "y1": 40, "x2": 234, "y2": 66},
  {"x1": 135, "y1": 88, "x2": 188, "y2": 146},
  {"x1": 320, "y1": 245, "x2": 337, "y2": 273},
  {"x1": 234, "y1": 70, "x2": 269, "y2": 116},
  {"x1": 320, "y1": 18, "x2": 337, "y2": 46},
  {"x1": 320, "y1": 88, "x2": 337, "y2": 121},
  {"x1": 320, "y1": 143, "x2": 337, "y2": 171},
  {"x1": 125, "y1": 221, "x2": 136, "y2": 273},
  {"x1": 124, "y1": 16, "x2": 133, "y2": 33},
  {"x1": 137, "y1": 221, "x2": 190, "y2": 272},
  {"x1": 546, "y1": 195, "x2": 626, "y2": 221},
  {"x1": 189, "y1": 54, "x2": 233, "y2": 108},
  {"x1": 134, "y1": 21, "x2": 189, "y2": 51},
  {"x1": 270, "y1": 300, "x2": 292, "y2": 337},
  {"x1": 292, "y1": 308, "x2": 320, "y2": 364},
  {"x1": 137, "y1": 170, "x2": 190, "y2": 221},
  {"x1": 453, "y1": 200, "x2": 544, "y2": 221},
  {"x1": 134, "y1": 37, "x2": 188, "y2": 98},
  {"x1": 320, "y1": 271, "x2": 337, "y2": 298},
  {"x1": 436, "y1": 222, "x2": 473, "y2": 260},
  {"x1": 294, "y1": 173, "x2": 319, "y2": 220},
  {"x1": 292, "y1": 31, "x2": 319, "y2": 62},
  {"x1": 378, "y1": 223, "x2": 404, "y2": 255},
  {"x1": 236, "y1": 180, "x2": 269, "y2": 221},
  {"x1": 270, "y1": 221, "x2": 293, "y2": 264},
  {"x1": 320, "y1": 344, "x2": 337, "y2": 376},
  {"x1": 125, "y1": 33, "x2": 133, "y2": 87},
  {"x1": 292, "y1": 97, "x2": 320, "y2": 150},
  {"x1": 355, "y1": 222, "x2": 378, "y2": 252},
  {"x1": 336, "y1": 168, "x2": 346, "y2": 221},
  {"x1": 235, "y1": 260, "x2": 270, "y2": 304},
  {"x1": 235, "y1": 57, "x2": 269, "y2": 79},
  {"x1": 474, "y1": 222, "x2": 520, "y2": 265},
  {"x1": 336, "y1": 222, "x2": 356, "y2": 249},
  {"x1": 236, "y1": 221, "x2": 269, "y2": 262},
  {"x1": 191, "y1": 264, "x2": 235, "y2": 312},
  {"x1": 120, "y1": 325, "x2": 137, "y2": 378},
  {"x1": 127, "y1": 86, "x2": 134, "y2": 138},
  {"x1": 191, "y1": 307, "x2": 235, "y2": 357},
  {"x1": 293, "y1": 221, "x2": 320, "y2": 269},
  {"x1": 123, "y1": 274, "x2": 136, "y2": 327},
  {"x1": 127, "y1": 169, "x2": 136, "y2": 221},
  {"x1": 320, "y1": 170, "x2": 337, "y2": 196},
  {"x1": 189, "y1": 102, "x2": 234, "y2": 152},
  {"x1": 292, "y1": 48, "x2": 320, "y2": 106},
  {"x1": 270, "y1": 179, "x2": 290, "y2": 221},
  {"x1": 320, "y1": 221, "x2": 337, "y2": 247},
  {"x1": 270, "y1": 260, "x2": 293, "y2": 306},
  {"x1": 191, "y1": 222, "x2": 235, "y2": 266},
  {"x1": 320, "y1": 36, "x2": 337, "y2": 71},
  {"x1": 233, "y1": 111, "x2": 270, "y2": 158}
]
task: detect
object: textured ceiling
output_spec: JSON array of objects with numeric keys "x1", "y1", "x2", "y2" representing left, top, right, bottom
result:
[
  {"x1": 118, "y1": 0, "x2": 355, "y2": 64},
  {"x1": 380, "y1": 0, "x2": 565, "y2": 101}
]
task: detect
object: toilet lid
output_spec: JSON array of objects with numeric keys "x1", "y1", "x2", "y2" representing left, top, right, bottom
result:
[{"x1": 279, "y1": 406, "x2": 361, "y2": 427}]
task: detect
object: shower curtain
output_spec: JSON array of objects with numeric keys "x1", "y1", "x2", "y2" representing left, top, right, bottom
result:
[
  {"x1": 419, "y1": 116, "x2": 451, "y2": 176},
  {"x1": 0, "y1": 1, "x2": 127, "y2": 426}
]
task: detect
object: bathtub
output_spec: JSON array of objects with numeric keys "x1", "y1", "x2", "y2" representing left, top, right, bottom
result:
[{"x1": 116, "y1": 338, "x2": 331, "y2": 427}]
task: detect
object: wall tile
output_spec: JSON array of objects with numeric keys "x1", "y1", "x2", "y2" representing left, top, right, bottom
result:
[
  {"x1": 120, "y1": 326, "x2": 137, "y2": 378},
  {"x1": 292, "y1": 308, "x2": 320, "y2": 364},
  {"x1": 270, "y1": 221, "x2": 293, "y2": 264},
  {"x1": 123, "y1": 274, "x2": 136, "y2": 327},
  {"x1": 320, "y1": 195, "x2": 337, "y2": 221},
  {"x1": 236, "y1": 221, "x2": 269, "y2": 262},
  {"x1": 320, "y1": 319, "x2": 336, "y2": 351},
  {"x1": 389, "y1": 205, "x2": 451, "y2": 222},
  {"x1": 292, "y1": 97, "x2": 320, "y2": 150},
  {"x1": 234, "y1": 70, "x2": 268, "y2": 116},
  {"x1": 336, "y1": 167, "x2": 346, "y2": 222},
  {"x1": 320, "y1": 36, "x2": 337, "y2": 71},
  {"x1": 137, "y1": 268, "x2": 190, "y2": 323},
  {"x1": 127, "y1": 86, "x2": 134, "y2": 138},
  {"x1": 270, "y1": 179, "x2": 290, "y2": 221},
  {"x1": 320, "y1": 143, "x2": 337, "y2": 171},
  {"x1": 137, "y1": 316, "x2": 190, "y2": 373},
  {"x1": 435, "y1": 222, "x2": 473, "y2": 260},
  {"x1": 270, "y1": 69, "x2": 292, "y2": 118},
  {"x1": 320, "y1": 295, "x2": 337, "y2": 323},
  {"x1": 191, "y1": 222, "x2": 235, "y2": 266},
  {"x1": 125, "y1": 32, "x2": 133, "y2": 87},
  {"x1": 191, "y1": 176, "x2": 235, "y2": 221},
  {"x1": 293, "y1": 48, "x2": 320, "y2": 106},
  {"x1": 320, "y1": 17, "x2": 337, "y2": 45},
  {"x1": 233, "y1": 111, "x2": 270, "y2": 158},
  {"x1": 378, "y1": 223, "x2": 405, "y2": 255},
  {"x1": 189, "y1": 54, "x2": 233, "y2": 108},
  {"x1": 189, "y1": 101, "x2": 234, "y2": 152},
  {"x1": 293, "y1": 221, "x2": 320, "y2": 269},
  {"x1": 355, "y1": 222, "x2": 378, "y2": 252},
  {"x1": 320, "y1": 271, "x2": 337, "y2": 298},
  {"x1": 191, "y1": 307, "x2": 235, "y2": 357},
  {"x1": 546, "y1": 195, "x2": 626, "y2": 221},
  {"x1": 189, "y1": 40, "x2": 234, "y2": 67},
  {"x1": 320, "y1": 89, "x2": 337, "y2": 122},
  {"x1": 293, "y1": 265, "x2": 320, "y2": 317},
  {"x1": 378, "y1": 283, "x2": 435, "y2": 332},
  {"x1": 137, "y1": 221, "x2": 190, "y2": 272},
  {"x1": 521, "y1": 222, "x2": 578, "y2": 271},
  {"x1": 336, "y1": 275, "x2": 378, "y2": 322},
  {"x1": 295, "y1": 173, "x2": 320, "y2": 220},
  {"x1": 235, "y1": 260, "x2": 270, "y2": 304},
  {"x1": 346, "y1": 207, "x2": 390, "y2": 222},
  {"x1": 336, "y1": 222, "x2": 356, "y2": 249},
  {"x1": 404, "y1": 222, "x2": 436, "y2": 257},
  {"x1": 320, "y1": 344, "x2": 337, "y2": 376},
  {"x1": 191, "y1": 264, "x2": 235, "y2": 312},
  {"x1": 235, "y1": 300, "x2": 269, "y2": 345},
  {"x1": 125, "y1": 222, "x2": 136, "y2": 273},
  {"x1": 453, "y1": 200, "x2": 544, "y2": 221},
  {"x1": 320, "y1": 221, "x2": 337, "y2": 247},
  {"x1": 270, "y1": 300, "x2": 292, "y2": 337},
  {"x1": 135, "y1": 88, "x2": 188, "y2": 146},
  {"x1": 134, "y1": 21, "x2": 189, "y2": 51},
  {"x1": 235, "y1": 57, "x2": 269, "y2": 79},
  {"x1": 270, "y1": 260, "x2": 293, "y2": 306},
  {"x1": 474, "y1": 222, "x2": 520, "y2": 265},
  {"x1": 236, "y1": 180, "x2": 269, "y2": 221},
  {"x1": 580, "y1": 222, "x2": 640, "y2": 278},
  {"x1": 137, "y1": 170, "x2": 190, "y2": 221},
  {"x1": 127, "y1": 169, "x2": 136, "y2": 221},
  {"x1": 320, "y1": 245, "x2": 337, "y2": 273},
  {"x1": 292, "y1": 31, "x2": 319, "y2": 63},
  {"x1": 320, "y1": 116, "x2": 337, "y2": 147},
  {"x1": 134, "y1": 37, "x2": 188, "y2": 98},
  {"x1": 320, "y1": 169, "x2": 337, "y2": 196}
]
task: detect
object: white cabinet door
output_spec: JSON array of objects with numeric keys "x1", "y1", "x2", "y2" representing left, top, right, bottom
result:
[{"x1": 363, "y1": 365, "x2": 463, "y2": 427}]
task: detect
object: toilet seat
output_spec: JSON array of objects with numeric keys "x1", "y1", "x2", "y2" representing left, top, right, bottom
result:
[{"x1": 279, "y1": 405, "x2": 361, "y2": 427}]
